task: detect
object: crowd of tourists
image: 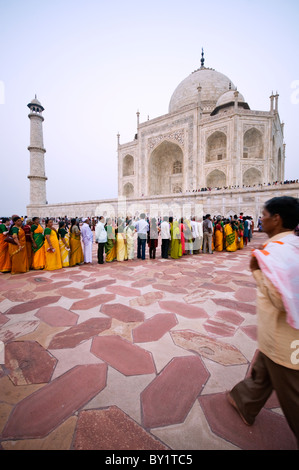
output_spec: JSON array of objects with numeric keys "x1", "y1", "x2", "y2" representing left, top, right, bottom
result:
[
  {"x1": 0, "y1": 212, "x2": 260, "y2": 275},
  {"x1": 185, "y1": 179, "x2": 299, "y2": 193}
]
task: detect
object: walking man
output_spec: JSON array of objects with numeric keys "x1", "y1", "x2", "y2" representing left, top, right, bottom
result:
[{"x1": 227, "y1": 196, "x2": 299, "y2": 448}]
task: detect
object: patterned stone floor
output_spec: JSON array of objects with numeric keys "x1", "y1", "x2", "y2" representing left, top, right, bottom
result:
[{"x1": 0, "y1": 232, "x2": 297, "y2": 450}]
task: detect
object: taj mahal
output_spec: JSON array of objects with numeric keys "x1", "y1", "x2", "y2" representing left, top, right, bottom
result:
[{"x1": 26, "y1": 52, "x2": 299, "y2": 221}]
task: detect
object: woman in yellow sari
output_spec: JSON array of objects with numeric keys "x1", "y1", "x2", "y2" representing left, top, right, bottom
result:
[
  {"x1": 0, "y1": 218, "x2": 12, "y2": 273},
  {"x1": 224, "y1": 221, "x2": 237, "y2": 252},
  {"x1": 105, "y1": 218, "x2": 116, "y2": 262},
  {"x1": 125, "y1": 219, "x2": 135, "y2": 260},
  {"x1": 31, "y1": 217, "x2": 46, "y2": 270},
  {"x1": 8, "y1": 216, "x2": 29, "y2": 274},
  {"x1": 58, "y1": 221, "x2": 70, "y2": 267},
  {"x1": 171, "y1": 220, "x2": 182, "y2": 259},
  {"x1": 44, "y1": 219, "x2": 62, "y2": 271},
  {"x1": 116, "y1": 219, "x2": 128, "y2": 262},
  {"x1": 214, "y1": 219, "x2": 223, "y2": 252},
  {"x1": 69, "y1": 218, "x2": 84, "y2": 266}
]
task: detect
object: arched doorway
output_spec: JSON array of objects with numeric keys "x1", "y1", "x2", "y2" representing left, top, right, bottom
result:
[
  {"x1": 206, "y1": 131, "x2": 227, "y2": 162},
  {"x1": 123, "y1": 155, "x2": 134, "y2": 176},
  {"x1": 243, "y1": 167, "x2": 262, "y2": 186},
  {"x1": 243, "y1": 128, "x2": 263, "y2": 160},
  {"x1": 123, "y1": 182, "x2": 134, "y2": 198},
  {"x1": 206, "y1": 169, "x2": 226, "y2": 188},
  {"x1": 148, "y1": 141, "x2": 184, "y2": 195}
]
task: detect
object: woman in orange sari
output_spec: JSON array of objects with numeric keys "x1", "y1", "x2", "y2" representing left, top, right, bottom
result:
[
  {"x1": 31, "y1": 217, "x2": 46, "y2": 270},
  {"x1": 0, "y1": 218, "x2": 12, "y2": 273},
  {"x1": 214, "y1": 219, "x2": 223, "y2": 251},
  {"x1": 8, "y1": 216, "x2": 29, "y2": 274},
  {"x1": 44, "y1": 218, "x2": 62, "y2": 271}
]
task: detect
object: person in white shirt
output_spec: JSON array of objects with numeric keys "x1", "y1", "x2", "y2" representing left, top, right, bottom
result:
[
  {"x1": 160, "y1": 216, "x2": 171, "y2": 258},
  {"x1": 135, "y1": 213, "x2": 149, "y2": 260},
  {"x1": 81, "y1": 218, "x2": 93, "y2": 264},
  {"x1": 191, "y1": 216, "x2": 200, "y2": 254},
  {"x1": 95, "y1": 216, "x2": 107, "y2": 264}
]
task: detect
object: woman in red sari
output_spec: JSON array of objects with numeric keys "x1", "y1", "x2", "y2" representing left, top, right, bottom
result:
[{"x1": 180, "y1": 218, "x2": 186, "y2": 255}]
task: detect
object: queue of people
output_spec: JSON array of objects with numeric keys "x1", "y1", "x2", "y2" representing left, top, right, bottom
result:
[{"x1": 0, "y1": 211, "x2": 258, "y2": 275}]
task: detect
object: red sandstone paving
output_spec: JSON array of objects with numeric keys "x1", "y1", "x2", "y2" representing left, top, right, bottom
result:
[
  {"x1": 141, "y1": 356, "x2": 209, "y2": 429},
  {"x1": 0, "y1": 232, "x2": 297, "y2": 450},
  {"x1": 152, "y1": 283, "x2": 188, "y2": 294},
  {"x1": 203, "y1": 319, "x2": 237, "y2": 337},
  {"x1": 73, "y1": 406, "x2": 168, "y2": 450},
  {"x1": 5, "y1": 340, "x2": 57, "y2": 385},
  {"x1": 70, "y1": 293, "x2": 115, "y2": 310},
  {"x1": 198, "y1": 393, "x2": 297, "y2": 450},
  {"x1": 240, "y1": 325, "x2": 258, "y2": 340},
  {"x1": 106, "y1": 285, "x2": 142, "y2": 297},
  {"x1": 35, "y1": 306, "x2": 78, "y2": 327},
  {"x1": 2, "y1": 364, "x2": 107, "y2": 440},
  {"x1": 234, "y1": 287, "x2": 257, "y2": 302},
  {"x1": 212, "y1": 298, "x2": 256, "y2": 314},
  {"x1": 34, "y1": 280, "x2": 72, "y2": 292},
  {"x1": 132, "y1": 313, "x2": 178, "y2": 343},
  {"x1": 2, "y1": 289, "x2": 37, "y2": 302},
  {"x1": 4, "y1": 296, "x2": 61, "y2": 315},
  {"x1": 214, "y1": 310, "x2": 244, "y2": 326},
  {"x1": 159, "y1": 300, "x2": 208, "y2": 319},
  {"x1": 83, "y1": 279, "x2": 116, "y2": 289},
  {"x1": 91, "y1": 335, "x2": 155, "y2": 376},
  {"x1": 55, "y1": 287, "x2": 90, "y2": 299},
  {"x1": 100, "y1": 303, "x2": 144, "y2": 322},
  {"x1": 48, "y1": 317, "x2": 112, "y2": 349}
]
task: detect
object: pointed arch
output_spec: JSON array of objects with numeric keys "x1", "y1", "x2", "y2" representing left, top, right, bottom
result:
[
  {"x1": 243, "y1": 167, "x2": 262, "y2": 186},
  {"x1": 206, "y1": 131, "x2": 227, "y2": 162},
  {"x1": 148, "y1": 140, "x2": 184, "y2": 196},
  {"x1": 206, "y1": 169, "x2": 226, "y2": 188},
  {"x1": 243, "y1": 128, "x2": 263, "y2": 159}
]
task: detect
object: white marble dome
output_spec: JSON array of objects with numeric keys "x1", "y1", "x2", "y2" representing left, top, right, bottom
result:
[
  {"x1": 216, "y1": 89, "x2": 245, "y2": 107},
  {"x1": 169, "y1": 67, "x2": 234, "y2": 113}
]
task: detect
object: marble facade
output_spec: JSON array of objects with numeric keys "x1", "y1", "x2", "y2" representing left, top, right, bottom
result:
[{"x1": 27, "y1": 56, "x2": 298, "y2": 222}]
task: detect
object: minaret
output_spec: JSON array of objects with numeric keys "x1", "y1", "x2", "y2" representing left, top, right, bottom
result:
[{"x1": 27, "y1": 95, "x2": 47, "y2": 206}]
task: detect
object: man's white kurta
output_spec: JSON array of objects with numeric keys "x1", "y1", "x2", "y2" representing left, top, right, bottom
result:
[{"x1": 81, "y1": 222, "x2": 93, "y2": 263}]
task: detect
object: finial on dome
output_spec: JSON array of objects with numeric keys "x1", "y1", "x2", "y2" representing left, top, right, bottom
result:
[{"x1": 200, "y1": 48, "x2": 205, "y2": 68}]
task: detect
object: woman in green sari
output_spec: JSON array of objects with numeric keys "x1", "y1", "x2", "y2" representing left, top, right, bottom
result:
[
  {"x1": 31, "y1": 217, "x2": 45, "y2": 270},
  {"x1": 105, "y1": 218, "x2": 116, "y2": 262},
  {"x1": 224, "y1": 220, "x2": 237, "y2": 252},
  {"x1": 170, "y1": 220, "x2": 182, "y2": 259}
]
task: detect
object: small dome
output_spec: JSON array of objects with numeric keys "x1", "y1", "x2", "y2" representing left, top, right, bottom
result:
[
  {"x1": 216, "y1": 90, "x2": 245, "y2": 107},
  {"x1": 211, "y1": 89, "x2": 249, "y2": 116}
]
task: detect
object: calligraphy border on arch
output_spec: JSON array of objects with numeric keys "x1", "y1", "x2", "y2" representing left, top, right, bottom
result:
[{"x1": 147, "y1": 129, "x2": 185, "y2": 152}]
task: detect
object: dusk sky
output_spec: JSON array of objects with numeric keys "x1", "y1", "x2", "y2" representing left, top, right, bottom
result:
[{"x1": 1, "y1": 0, "x2": 299, "y2": 216}]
